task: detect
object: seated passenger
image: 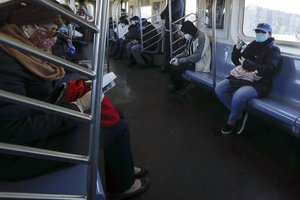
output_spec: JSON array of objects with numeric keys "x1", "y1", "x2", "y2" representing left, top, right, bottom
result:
[
  {"x1": 76, "y1": 0, "x2": 93, "y2": 21},
  {"x1": 114, "y1": 16, "x2": 141, "y2": 60},
  {"x1": 169, "y1": 20, "x2": 211, "y2": 91},
  {"x1": 108, "y1": 17, "x2": 117, "y2": 43},
  {"x1": 0, "y1": 1, "x2": 149, "y2": 199},
  {"x1": 127, "y1": 18, "x2": 159, "y2": 68},
  {"x1": 109, "y1": 15, "x2": 129, "y2": 57},
  {"x1": 215, "y1": 23, "x2": 282, "y2": 134}
]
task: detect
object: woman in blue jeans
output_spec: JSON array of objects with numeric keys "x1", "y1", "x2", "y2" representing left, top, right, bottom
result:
[{"x1": 215, "y1": 23, "x2": 282, "y2": 134}]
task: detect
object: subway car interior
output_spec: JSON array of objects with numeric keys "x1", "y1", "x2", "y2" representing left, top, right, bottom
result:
[{"x1": 0, "y1": 0, "x2": 300, "y2": 200}]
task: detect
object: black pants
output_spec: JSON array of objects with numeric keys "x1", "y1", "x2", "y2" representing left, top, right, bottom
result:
[
  {"x1": 170, "y1": 62, "x2": 195, "y2": 90},
  {"x1": 102, "y1": 119, "x2": 135, "y2": 193}
]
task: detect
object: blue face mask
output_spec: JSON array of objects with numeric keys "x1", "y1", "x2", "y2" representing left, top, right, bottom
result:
[{"x1": 255, "y1": 33, "x2": 268, "y2": 42}]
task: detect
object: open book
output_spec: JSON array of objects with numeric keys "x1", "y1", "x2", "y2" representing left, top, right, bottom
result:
[{"x1": 102, "y1": 72, "x2": 117, "y2": 93}]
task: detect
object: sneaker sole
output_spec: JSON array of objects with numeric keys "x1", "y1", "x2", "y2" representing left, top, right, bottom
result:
[
  {"x1": 236, "y1": 113, "x2": 248, "y2": 134},
  {"x1": 221, "y1": 130, "x2": 232, "y2": 134}
]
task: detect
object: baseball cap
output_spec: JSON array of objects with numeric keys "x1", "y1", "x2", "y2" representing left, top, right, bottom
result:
[
  {"x1": 130, "y1": 16, "x2": 140, "y2": 21},
  {"x1": 253, "y1": 23, "x2": 272, "y2": 33}
]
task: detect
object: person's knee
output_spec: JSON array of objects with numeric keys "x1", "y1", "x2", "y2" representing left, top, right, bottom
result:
[
  {"x1": 215, "y1": 79, "x2": 229, "y2": 95},
  {"x1": 131, "y1": 45, "x2": 139, "y2": 52}
]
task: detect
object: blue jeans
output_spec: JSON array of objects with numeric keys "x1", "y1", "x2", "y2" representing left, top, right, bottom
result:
[
  {"x1": 215, "y1": 79, "x2": 258, "y2": 124},
  {"x1": 131, "y1": 44, "x2": 145, "y2": 66}
]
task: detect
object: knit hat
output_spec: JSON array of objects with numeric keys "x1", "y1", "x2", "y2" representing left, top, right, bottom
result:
[{"x1": 181, "y1": 20, "x2": 198, "y2": 37}]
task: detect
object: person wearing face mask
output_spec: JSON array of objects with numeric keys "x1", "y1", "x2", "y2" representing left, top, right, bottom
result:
[
  {"x1": 215, "y1": 23, "x2": 282, "y2": 135},
  {"x1": 127, "y1": 18, "x2": 159, "y2": 68},
  {"x1": 169, "y1": 20, "x2": 211, "y2": 92},
  {"x1": 113, "y1": 16, "x2": 141, "y2": 60},
  {"x1": 0, "y1": 1, "x2": 150, "y2": 199}
]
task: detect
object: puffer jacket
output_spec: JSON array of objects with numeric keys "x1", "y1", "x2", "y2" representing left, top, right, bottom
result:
[{"x1": 230, "y1": 37, "x2": 282, "y2": 97}]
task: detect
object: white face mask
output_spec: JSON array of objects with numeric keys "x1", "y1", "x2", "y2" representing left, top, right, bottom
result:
[{"x1": 184, "y1": 34, "x2": 193, "y2": 40}]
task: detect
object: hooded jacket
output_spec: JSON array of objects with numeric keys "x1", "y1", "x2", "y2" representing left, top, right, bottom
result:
[{"x1": 174, "y1": 28, "x2": 211, "y2": 72}]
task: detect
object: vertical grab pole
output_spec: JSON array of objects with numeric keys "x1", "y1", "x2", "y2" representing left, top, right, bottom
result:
[
  {"x1": 138, "y1": 1, "x2": 144, "y2": 52},
  {"x1": 211, "y1": 0, "x2": 217, "y2": 89},
  {"x1": 168, "y1": 0, "x2": 173, "y2": 58},
  {"x1": 87, "y1": 0, "x2": 109, "y2": 200}
]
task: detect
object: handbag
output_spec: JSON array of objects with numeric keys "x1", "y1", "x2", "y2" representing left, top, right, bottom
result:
[{"x1": 230, "y1": 65, "x2": 262, "y2": 82}]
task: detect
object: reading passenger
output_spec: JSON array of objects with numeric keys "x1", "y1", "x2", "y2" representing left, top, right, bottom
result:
[{"x1": 0, "y1": 1, "x2": 148, "y2": 199}]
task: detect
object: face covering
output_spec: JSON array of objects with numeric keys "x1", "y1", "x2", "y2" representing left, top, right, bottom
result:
[
  {"x1": 184, "y1": 34, "x2": 193, "y2": 40},
  {"x1": 255, "y1": 33, "x2": 268, "y2": 43},
  {"x1": 29, "y1": 27, "x2": 57, "y2": 51}
]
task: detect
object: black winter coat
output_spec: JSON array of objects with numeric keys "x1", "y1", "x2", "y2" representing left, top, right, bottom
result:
[
  {"x1": 0, "y1": 49, "x2": 80, "y2": 145},
  {"x1": 230, "y1": 37, "x2": 282, "y2": 97}
]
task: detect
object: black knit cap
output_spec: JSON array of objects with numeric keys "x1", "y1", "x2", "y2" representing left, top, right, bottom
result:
[{"x1": 181, "y1": 20, "x2": 198, "y2": 37}]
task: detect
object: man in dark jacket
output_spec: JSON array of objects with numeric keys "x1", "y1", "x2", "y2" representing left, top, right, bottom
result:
[
  {"x1": 127, "y1": 19, "x2": 159, "y2": 67},
  {"x1": 114, "y1": 16, "x2": 141, "y2": 60},
  {"x1": 215, "y1": 23, "x2": 282, "y2": 135},
  {"x1": 160, "y1": 0, "x2": 184, "y2": 29}
]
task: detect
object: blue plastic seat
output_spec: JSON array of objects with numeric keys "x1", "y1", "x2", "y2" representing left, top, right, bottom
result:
[
  {"x1": 0, "y1": 164, "x2": 105, "y2": 200},
  {"x1": 247, "y1": 55, "x2": 300, "y2": 137}
]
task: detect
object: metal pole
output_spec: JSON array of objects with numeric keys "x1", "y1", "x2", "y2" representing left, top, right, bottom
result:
[
  {"x1": 168, "y1": 0, "x2": 173, "y2": 58},
  {"x1": 212, "y1": 0, "x2": 217, "y2": 89},
  {"x1": 139, "y1": 1, "x2": 144, "y2": 51},
  {"x1": 87, "y1": 0, "x2": 109, "y2": 199}
]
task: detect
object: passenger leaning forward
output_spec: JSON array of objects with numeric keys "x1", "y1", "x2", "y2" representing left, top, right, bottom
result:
[
  {"x1": 169, "y1": 20, "x2": 211, "y2": 93},
  {"x1": 215, "y1": 23, "x2": 282, "y2": 135},
  {"x1": 0, "y1": 1, "x2": 149, "y2": 199}
]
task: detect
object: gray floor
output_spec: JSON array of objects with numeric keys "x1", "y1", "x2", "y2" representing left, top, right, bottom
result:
[{"x1": 107, "y1": 58, "x2": 300, "y2": 200}]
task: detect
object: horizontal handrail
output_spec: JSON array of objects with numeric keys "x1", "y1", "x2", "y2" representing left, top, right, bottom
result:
[
  {"x1": 33, "y1": 0, "x2": 98, "y2": 33},
  {"x1": 0, "y1": 89, "x2": 92, "y2": 122},
  {"x1": 0, "y1": 192, "x2": 86, "y2": 200},
  {"x1": 0, "y1": 34, "x2": 95, "y2": 79},
  {"x1": 143, "y1": 26, "x2": 162, "y2": 37},
  {"x1": 146, "y1": 13, "x2": 161, "y2": 20},
  {"x1": 143, "y1": 32, "x2": 162, "y2": 44},
  {"x1": 173, "y1": 45, "x2": 185, "y2": 54},
  {"x1": 0, "y1": 143, "x2": 89, "y2": 164},
  {"x1": 143, "y1": 40, "x2": 160, "y2": 51},
  {"x1": 172, "y1": 13, "x2": 197, "y2": 25},
  {"x1": 172, "y1": 36, "x2": 185, "y2": 45}
]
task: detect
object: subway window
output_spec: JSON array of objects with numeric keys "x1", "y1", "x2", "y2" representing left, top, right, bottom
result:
[
  {"x1": 185, "y1": 0, "x2": 197, "y2": 22},
  {"x1": 243, "y1": 0, "x2": 300, "y2": 43},
  {"x1": 204, "y1": 0, "x2": 226, "y2": 29}
]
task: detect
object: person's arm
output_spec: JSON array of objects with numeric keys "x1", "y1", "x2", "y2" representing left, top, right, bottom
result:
[
  {"x1": 231, "y1": 45, "x2": 243, "y2": 66},
  {"x1": 160, "y1": 5, "x2": 168, "y2": 19},
  {"x1": 243, "y1": 46, "x2": 282, "y2": 76},
  {"x1": 0, "y1": 68, "x2": 80, "y2": 144},
  {"x1": 172, "y1": 0, "x2": 184, "y2": 16}
]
